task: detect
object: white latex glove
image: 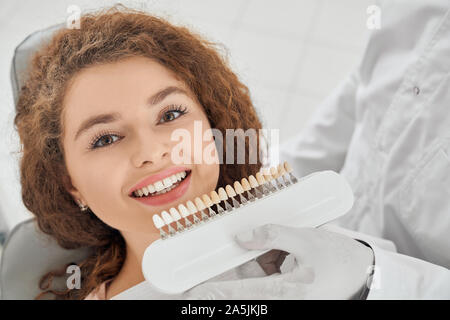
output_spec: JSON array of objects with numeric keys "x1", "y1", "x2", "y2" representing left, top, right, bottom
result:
[{"x1": 182, "y1": 224, "x2": 374, "y2": 300}]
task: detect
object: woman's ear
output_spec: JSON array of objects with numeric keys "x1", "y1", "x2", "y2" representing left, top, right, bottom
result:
[{"x1": 61, "y1": 172, "x2": 84, "y2": 203}]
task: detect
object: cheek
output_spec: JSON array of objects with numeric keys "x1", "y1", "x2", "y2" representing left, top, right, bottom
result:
[
  {"x1": 195, "y1": 162, "x2": 220, "y2": 192},
  {"x1": 75, "y1": 161, "x2": 126, "y2": 225}
]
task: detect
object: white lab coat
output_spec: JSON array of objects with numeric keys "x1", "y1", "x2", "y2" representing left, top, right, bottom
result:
[{"x1": 279, "y1": 0, "x2": 450, "y2": 299}]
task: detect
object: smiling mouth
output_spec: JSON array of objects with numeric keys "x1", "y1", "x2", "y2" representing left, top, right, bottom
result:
[{"x1": 130, "y1": 170, "x2": 192, "y2": 198}]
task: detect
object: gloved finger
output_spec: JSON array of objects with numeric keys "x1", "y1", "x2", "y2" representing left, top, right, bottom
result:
[
  {"x1": 234, "y1": 224, "x2": 311, "y2": 256},
  {"x1": 183, "y1": 267, "x2": 313, "y2": 300}
]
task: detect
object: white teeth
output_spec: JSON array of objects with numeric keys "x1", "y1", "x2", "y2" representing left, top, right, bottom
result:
[
  {"x1": 162, "y1": 177, "x2": 173, "y2": 188},
  {"x1": 148, "y1": 184, "x2": 156, "y2": 193},
  {"x1": 133, "y1": 170, "x2": 189, "y2": 197},
  {"x1": 154, "y1": 181, "x2": 164, "y2": 192}
]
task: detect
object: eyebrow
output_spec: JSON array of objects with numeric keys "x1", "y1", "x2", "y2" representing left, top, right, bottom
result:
[{"x1": 74, "y1": 86, "x2": 189, "y2": 141}]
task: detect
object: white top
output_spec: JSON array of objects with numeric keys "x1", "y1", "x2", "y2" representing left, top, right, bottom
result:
[{"x1": 110, "y1": 259, "x2": 268, "y2": 300}]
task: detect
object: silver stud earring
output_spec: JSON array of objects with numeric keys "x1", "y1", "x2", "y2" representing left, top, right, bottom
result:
[{"x1": 77, "y1": 200, "x2": 89, "y2": 212}]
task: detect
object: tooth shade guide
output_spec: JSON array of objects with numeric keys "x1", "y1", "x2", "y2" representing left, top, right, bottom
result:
[
  {"x1": 143, "y1": 170, "x2": 352, "y2": 295},
  {"x1": 154, "y1": 162, "x2": 299, "y2": 239}
]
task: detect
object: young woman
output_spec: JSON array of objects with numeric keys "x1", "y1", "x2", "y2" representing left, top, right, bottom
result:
[{"x1": 14, "y1": 5, "x2": 266, "y2": 299}]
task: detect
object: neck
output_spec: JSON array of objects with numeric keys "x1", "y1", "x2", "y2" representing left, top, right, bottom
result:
[{"x1": 105, "y1": 230, "x2": 159, "y2": 299}]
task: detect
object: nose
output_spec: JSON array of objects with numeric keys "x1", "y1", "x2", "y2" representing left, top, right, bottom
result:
[{"x1": 130, "y1": 130, "x2": 171, "y2": 168}]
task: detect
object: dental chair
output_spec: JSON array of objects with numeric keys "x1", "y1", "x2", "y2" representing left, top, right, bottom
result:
[{"x1": 0, "y1": 23, "x2": 91, "y2": 300}]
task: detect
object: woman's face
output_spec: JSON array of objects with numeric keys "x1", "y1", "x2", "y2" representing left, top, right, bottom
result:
[{"x1": 62, "y1": 56, "x2": 220, "y2": 234}]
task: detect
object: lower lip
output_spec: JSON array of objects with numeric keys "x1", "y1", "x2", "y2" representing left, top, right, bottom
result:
[{"x1": 131, "y1": 172, "x2": 191, "y2": 207}]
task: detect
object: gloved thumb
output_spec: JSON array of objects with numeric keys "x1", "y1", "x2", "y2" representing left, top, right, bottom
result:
[
  {"x1": 234, "y1": 224, "x2": 278, "y2": 250},
  {"x1": 234, "y1": 224, "x2": 301, "y2": 253}
]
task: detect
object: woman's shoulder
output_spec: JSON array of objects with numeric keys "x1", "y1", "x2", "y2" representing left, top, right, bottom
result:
[{"x1": 84, "y1": 280, "x2": 112, "y2": 300}]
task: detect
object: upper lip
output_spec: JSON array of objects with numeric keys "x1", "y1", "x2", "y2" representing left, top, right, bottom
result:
[{"x1": 128, "y1": 167, "x2": 191, "y2": 196}]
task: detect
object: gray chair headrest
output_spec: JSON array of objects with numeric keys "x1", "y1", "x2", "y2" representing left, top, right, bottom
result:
[
  {"x1": 10, "y1": 22, "x2": 65, "y2": 109},
  {"x1": 0, "y1": 218, "x2": 91, "y2": 300},
  {"x1": 4, "y1": 23, "x2": 91, "y2": 300}
]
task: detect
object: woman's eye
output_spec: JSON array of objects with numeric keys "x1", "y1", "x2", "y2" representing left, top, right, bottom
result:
[
  {"x1": 159, "y1": 109, "x2": 185, "y2": 123},
  {"x1": 91, "y1": 134, "x2": 121, "y2": 149}
]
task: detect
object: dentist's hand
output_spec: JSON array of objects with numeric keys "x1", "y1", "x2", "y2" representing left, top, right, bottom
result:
[{"x1": 182, "y1": 224, "x2": 374, "y2": 300}]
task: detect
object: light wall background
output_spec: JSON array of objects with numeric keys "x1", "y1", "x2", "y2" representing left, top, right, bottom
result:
[{"x1": 0, "y1": 0, "x2": 371, "y2": 236}]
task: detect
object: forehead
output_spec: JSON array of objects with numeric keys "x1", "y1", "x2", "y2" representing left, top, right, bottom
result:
[
  {"x1": 62, "y1": 57, "x2": 190, "y2": 132},
  {"x1": 64, "y1": 56, "x2": 183, "y2": 111}
]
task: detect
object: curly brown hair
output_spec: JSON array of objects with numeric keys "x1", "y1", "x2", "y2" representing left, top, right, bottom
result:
[{"x1": 13, "y1": 4, "x2": 265, "y2": 299}]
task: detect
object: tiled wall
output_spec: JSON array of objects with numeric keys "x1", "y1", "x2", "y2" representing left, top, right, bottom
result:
[{"x1": 0, "y1": 0, "x2": 371, "y2": 231}]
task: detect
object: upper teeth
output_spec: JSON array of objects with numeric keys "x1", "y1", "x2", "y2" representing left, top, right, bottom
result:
[{"x1": 133, "y1": 171, "x2": 187, "y2": 197}]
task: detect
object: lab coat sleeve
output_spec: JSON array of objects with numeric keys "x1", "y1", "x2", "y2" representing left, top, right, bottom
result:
[
  {"x1": 365, "y1": 242, "x2": 450, "y2": 299},
  {"x1": 319, "y1": 224, "x2": 450, "y2": 299},
  {"x1": 319, "y1": 224, "x2": 397, "y2": 253},
  {"x1": 276, "y1": 68, "x2": 360, "y2": 177}
]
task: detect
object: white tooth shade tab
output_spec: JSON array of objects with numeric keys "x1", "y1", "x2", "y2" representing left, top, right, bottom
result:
[
  {"x1": 225, "y1": 185, "x2": 236, "y2": 197},
  {"x1": 152, "y1": 214, "x2": 165, "y2": 229},
  {"x1": 278, "y1": 164, "x2": 286, "y2": 175},
  {"x1": 202, "y1": 194, "x2": 213, "y2": 207},
  {"x1": 194, "y1": 197, "x2": 206, "y2": 210},
  {"x1": 178, "y1": 204, "x2": 190, "y2": 217},
  {"x1": 248, "y1": 175, "x2": 259, "y2": 188},
  {"x1": 270, "y1": 166, "x2": 278, "y2": 179},
  {"x1": 241, "y1": 178, "x2": 251, "y2": 191},
  {"x1": 161, "y1": 211, "x2": 173, "y2": 224},
  {"x1": 233, "y1": 181, "x2": 244, "y2": 194},
  {"x1": 262, "y1": 168, "x2": 273, "y2": 181},
  {"x1": 169, "y1": 208, "x2": 181, "y2": 220},
  {"x1": 210, "y1": 191, "x2": 221, "y2": 204},
  {"x1": 255, "y1": 172, "x2": 266, "y2": 185},
  {"x1": 186, "y1": 201, "x2": 198, "y2": 214},
  {"x1": 284, "y1": 161, "x2": 293, "y2": 173},
  {"x1": 218, "y1": 187, "x2": 228, "y2": 200}
]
